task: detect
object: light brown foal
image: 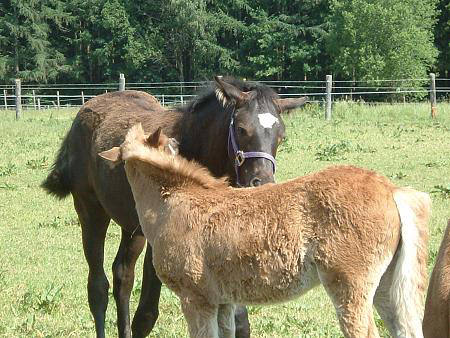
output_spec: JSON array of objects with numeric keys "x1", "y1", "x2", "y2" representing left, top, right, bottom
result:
[{"x1": 100, "y1": 124, "x2": 430, "y2": 338}]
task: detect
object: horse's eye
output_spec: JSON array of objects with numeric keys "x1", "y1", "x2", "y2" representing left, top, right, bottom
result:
[{"x1": 237, "y1": 126, "x2": 248, "y2": 136}]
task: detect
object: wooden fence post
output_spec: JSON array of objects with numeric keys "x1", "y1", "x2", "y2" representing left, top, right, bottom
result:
[
  {"x1": 81, "y1": 91, "x2": 85, "y2": 105},
  {"x1": 119, "y1": 73, "x2": 125, "y2": 91},
  {"x1": 32, "y1": 90, "x2": 36, "y2": 109},
  {"x1": 430, "y1": 73, "x2": 437, "y2": 118},
  {"x1": 3, "y1": 89, "x2": 7, "y2": 110},
  {"x1": 15, "y1": 79, "x2": 22, "y2": 120},
  {"x1": 325, "y1": 74, "x2": 332, "y2": 120},
  {"x1": 56, "y1": 91, "x2": 60, "y2": 109},
  {"x1": 37, "y1": 98, "x2": 41, "y2": 110}
]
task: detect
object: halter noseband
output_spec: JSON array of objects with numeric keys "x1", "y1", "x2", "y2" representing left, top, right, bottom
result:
[{"x1": 227, "y1": 115, "x2": 276, "y2": 186}]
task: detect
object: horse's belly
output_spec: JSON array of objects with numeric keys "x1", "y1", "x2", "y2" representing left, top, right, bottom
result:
[
  {"x1": 152, "y1": 234, "x2": 321, "y2": 306},
  {"x1": 218, "y1": 255, "x2": 320, "y2": 305}
]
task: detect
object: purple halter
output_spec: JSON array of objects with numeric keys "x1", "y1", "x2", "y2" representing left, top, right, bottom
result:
[{"x1": 227, "y1": 115, "x2": 276, "y2": 186}]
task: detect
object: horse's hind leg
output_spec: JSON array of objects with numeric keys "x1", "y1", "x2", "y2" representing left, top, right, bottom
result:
[
  {"x1": 132, "y1": 245, "x2": 163, "y2": 337},
  {"x1": 374, "y1": 251, "x2": 424, "y2": 338},
  {"x1": 318, "y1": 268, "x2": 380, "y2": 338},
  {"x1": 218, "y1": 304, "x2": 236, "y2": 338},
  {"x1": 112, "y1": 228, "x2": 146, "y2": 338},
  {"x1": 74, "y1": 194, "x2": 111, "y2": 338},
  {"x1": 181, "y1": 298, "x2": 219, "y2": 338}
]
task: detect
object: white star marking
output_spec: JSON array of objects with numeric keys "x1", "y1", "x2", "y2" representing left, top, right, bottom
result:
[{"x1": 258, "y1": 113, "x2": 279, "y2": 129}]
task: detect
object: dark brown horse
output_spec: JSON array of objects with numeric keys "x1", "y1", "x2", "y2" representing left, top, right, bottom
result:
[{"x1": 42, "y1": 76, "x2": 308, "y2": 338}]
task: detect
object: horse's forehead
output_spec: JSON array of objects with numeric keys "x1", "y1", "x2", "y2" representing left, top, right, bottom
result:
[
  {"x1": 242, "y1": 99, "x2": 282, "y2": 131},
  {"x1": 257, "y1": 113, "x2": 279, "y2": 129}
]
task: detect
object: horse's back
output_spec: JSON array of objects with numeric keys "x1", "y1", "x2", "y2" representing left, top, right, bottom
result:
[
  {"x1": 67, "y1": 90, "x2": 170, "y2": 178},
  {"x1": 43, "y1": 90, "x2": 180, "y2": 230},
  {"x1": 423, "y1": 221, "x2": 450, "y2": 338},
  {"x1": 78, "y1": 90, "x2": 165, "y2": 146}
]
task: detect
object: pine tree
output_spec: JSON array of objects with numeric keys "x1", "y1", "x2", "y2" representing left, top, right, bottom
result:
[
  {"x1": 0, "y1": 0, "x2": 70, "y2": 83},
  {"x1": 435, "y1": 0, "x2": 450, "y2": 77},
  {"x1": 138, "y1": 0, "x2": 243, "y2": 82},
  {"x1": 240, "y1": 0, "x2": 330, "y2": 81}
]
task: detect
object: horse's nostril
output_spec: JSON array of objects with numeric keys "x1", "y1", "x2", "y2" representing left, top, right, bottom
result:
[{"x1": 250, "y1": 177, "x2": 262, "y2": 187}]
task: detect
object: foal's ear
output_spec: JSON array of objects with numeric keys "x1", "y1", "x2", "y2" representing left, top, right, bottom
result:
[
  {"x1": 99, "y1": 147, "x2": 122, "y2": 167},
  {"x1": 147, "y1": 127, "x2": 163, "y2": 148},
  {"x1": 214, "y1": 76, "x2": 255, "y2": 107},
  {"x1": 275, "y1": 96, "x2": 308, "y2": 113}
]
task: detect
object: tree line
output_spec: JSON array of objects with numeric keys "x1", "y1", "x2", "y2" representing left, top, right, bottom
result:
[{"x1": 0, "y1": 0, "x2": 448, "y2": 85}]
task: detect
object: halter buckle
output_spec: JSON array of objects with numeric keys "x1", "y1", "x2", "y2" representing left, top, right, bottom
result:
[{"x1": 235, "y1": 151, "x2": 245, "y2": 166}]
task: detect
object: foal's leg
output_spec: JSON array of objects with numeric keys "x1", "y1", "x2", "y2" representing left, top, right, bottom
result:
[
  {"x1": 181, "y1": 298, "x2": 219, "y2": 338},
  {"x1": 132, "y1": 245, "x2": 163, "y2": 337},
  {"x1": 74, "y1": 194, "x2": 111, "y2": 338},
  {"x1": 112, "y1": 228, "x2": 146, "y2": 338},
  {"x1": 218, "y1": 304, "x2": 236, "y2": 338},
  {"x1": 374, "y1": 253, "x2": 424, "y2": 338},
  {"x1": 234, "y1": 305, "x2": 250, "y2": 338},
  {"x1": 318, "y1": 269, "x2": 380, "y2": 338}
]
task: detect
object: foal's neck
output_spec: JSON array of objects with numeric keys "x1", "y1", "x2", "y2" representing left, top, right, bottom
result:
[{"x1": 125, "y1": 161, "x2": 172, "y2": 242}]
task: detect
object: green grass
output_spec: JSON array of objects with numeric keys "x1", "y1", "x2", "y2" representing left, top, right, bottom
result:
[{"x1": 0, "y1": 102, "x2": 449, "y2": 337}]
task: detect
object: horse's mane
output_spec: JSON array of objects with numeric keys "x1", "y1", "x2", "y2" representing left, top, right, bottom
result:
[
  {"x1": 121, "y1": 124, "x2": 228, "y2": 189},
  {"x1": 175, "y1": 77, "x2": 279, "y2": 114}
]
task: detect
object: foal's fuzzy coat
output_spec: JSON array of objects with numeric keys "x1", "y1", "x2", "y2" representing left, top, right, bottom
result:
[
  {"x1": 423, "y1": 220, "x2": 450, "y2": 338},
  {"x1": 101, "y1": 124, "x2": 431, "y2": 338}
]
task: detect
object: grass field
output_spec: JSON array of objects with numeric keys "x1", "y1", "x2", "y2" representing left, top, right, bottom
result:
[{"x1": 0, "y1": 102, "x2": 449, "y2": 337}]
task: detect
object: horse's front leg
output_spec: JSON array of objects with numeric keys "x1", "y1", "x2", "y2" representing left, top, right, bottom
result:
[
  {"x1": 234, "y1": 305, "x2": 250, "y2": 338},
  {"x1": 112, "y1": 228, "x2": 146, "y2": 338},
  {"x1": 132, "y1": 244, "x2": 163, "y2": 337}
]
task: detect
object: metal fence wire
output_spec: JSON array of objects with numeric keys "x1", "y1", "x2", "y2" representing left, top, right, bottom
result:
[{"x1": 1, "y1": 74, "x2": 449, "y2": 120}]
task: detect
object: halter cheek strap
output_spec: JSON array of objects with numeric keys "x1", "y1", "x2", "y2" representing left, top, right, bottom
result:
[{"x1": 227, "y1": 116, "x2": 276, "y2": 186}]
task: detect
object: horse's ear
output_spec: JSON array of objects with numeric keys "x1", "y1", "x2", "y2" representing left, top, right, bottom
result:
[
  {"x1": 99, "y1": 147, "x2": 122, "y2": 167},
  {"x1": 276, "y1": 96, "x2": 308, "y2": 113},
  {"x1": 147, "y1": 127, "x2": 163, "y2": 148},
  {"x1": 214, "y1": 76, "x2": 254, "y2": 107}
]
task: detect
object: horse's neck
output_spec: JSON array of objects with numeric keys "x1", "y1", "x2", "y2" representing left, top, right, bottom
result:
[{"x1": 178, "y1": 101, "x2": 232, "y2": 177}]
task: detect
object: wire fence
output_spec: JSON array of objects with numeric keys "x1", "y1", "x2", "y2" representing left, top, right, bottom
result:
[{"x1": 1, "y1": 74, "x2": 449, "y2": 119}]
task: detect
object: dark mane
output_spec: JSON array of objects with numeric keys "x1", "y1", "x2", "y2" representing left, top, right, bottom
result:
[{"x1": 174, "y1": 77, "x2": 280, "y2": 114}]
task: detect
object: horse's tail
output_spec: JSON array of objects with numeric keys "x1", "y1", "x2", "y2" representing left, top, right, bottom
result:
[
  {"x1": 41, "y1": 131, "x2": 72, "y2": 199},
  {"x1": 390, "y1": 187, "x2": 431, "y2": 336}
]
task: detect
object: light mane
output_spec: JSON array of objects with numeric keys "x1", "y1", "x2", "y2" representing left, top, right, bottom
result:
[
  {"x1": 121, "y1": 124, "x2": 228, "y2": 189},
  {"x1": 215, "y1": 88, "x2": 230, "y2": 108}
]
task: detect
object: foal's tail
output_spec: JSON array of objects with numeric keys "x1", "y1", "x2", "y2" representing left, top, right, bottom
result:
[
  {"x1": 41, "y1": 131, "x2": 72, "y2": 199},
  {"x1": 391, "y1": 187, "x2": 431, "y2": 336}
]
